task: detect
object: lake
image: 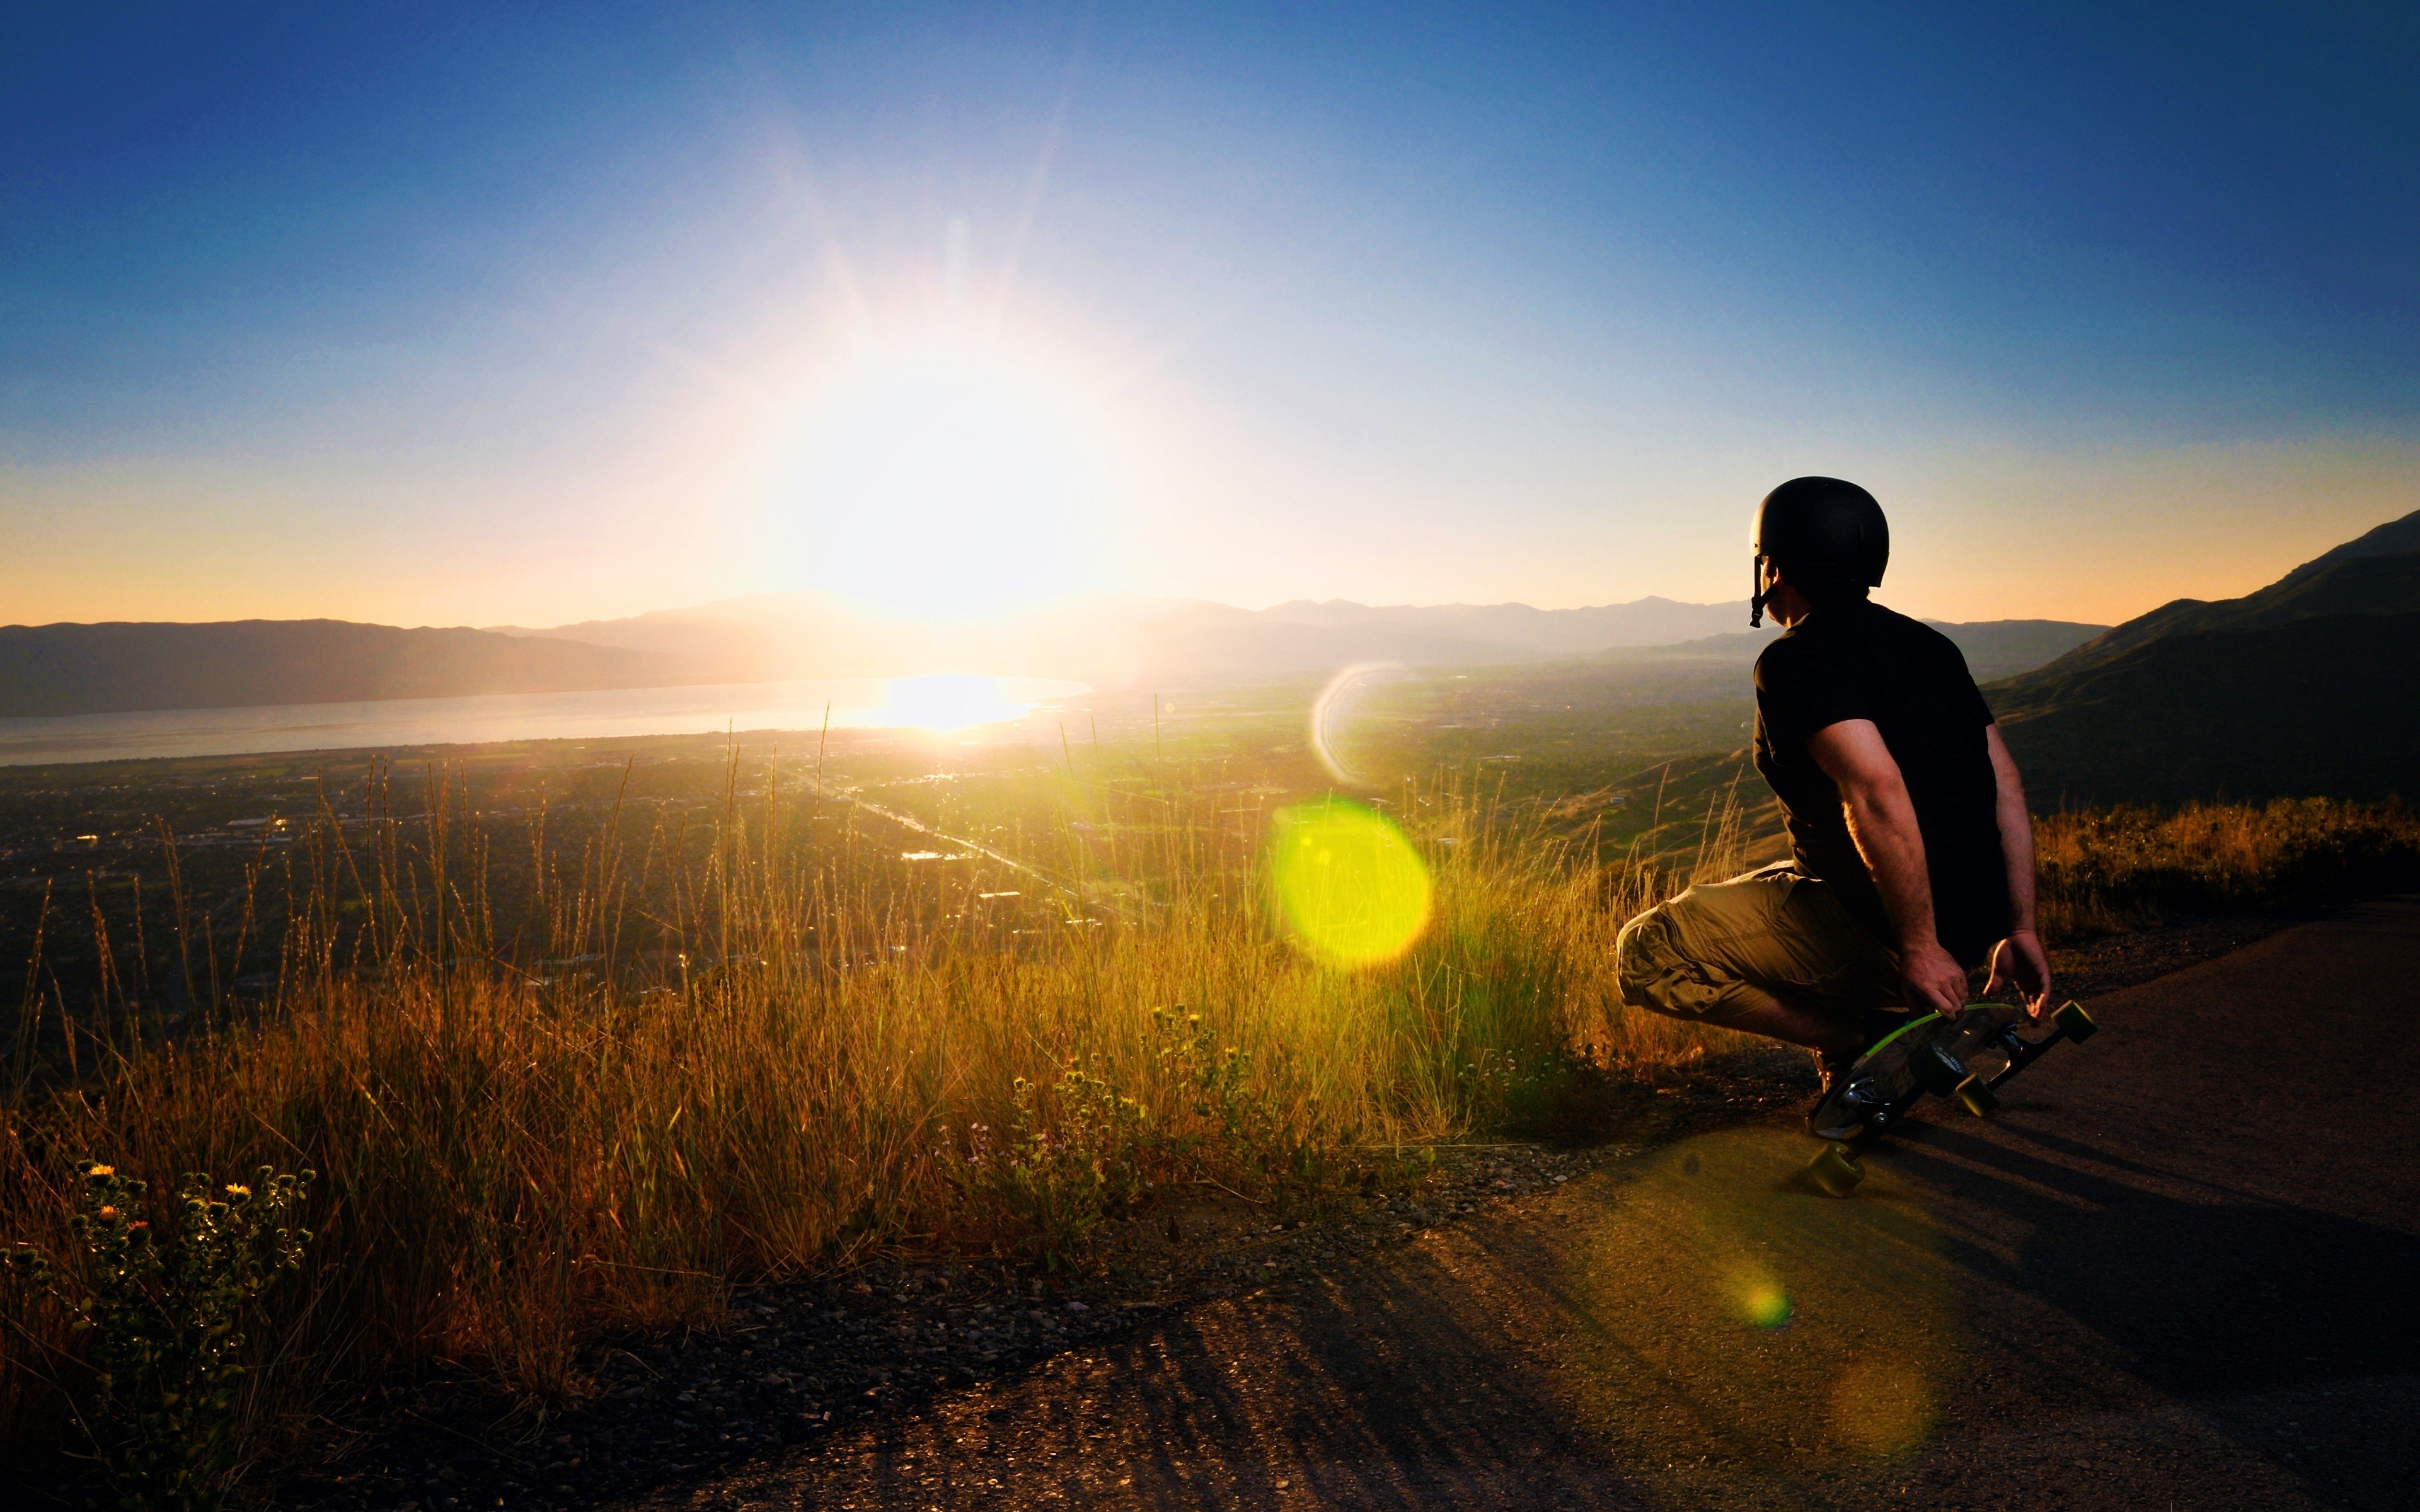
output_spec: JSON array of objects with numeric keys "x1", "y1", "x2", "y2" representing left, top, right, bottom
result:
[{"x1": 0, "y1": 675, "x2": 1092, "y2": 767}]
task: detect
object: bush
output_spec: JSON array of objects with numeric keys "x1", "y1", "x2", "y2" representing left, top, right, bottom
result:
[{"x1": 8, "y1": 1161, "x2": 313, "y2": 1511}]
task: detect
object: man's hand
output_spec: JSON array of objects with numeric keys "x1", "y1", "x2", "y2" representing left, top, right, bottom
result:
[
  {"x1": 1899, "y1": 939, "x2": 1972, "y2": 1019},
  {"x1": 1985, "y1": 929, "x2": 2054, "y2": 1018}
]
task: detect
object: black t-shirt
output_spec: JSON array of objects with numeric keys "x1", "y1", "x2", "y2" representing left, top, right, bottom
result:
[{"x1": 1752, "y1": 598, "x2": 2010, "y2": 965}]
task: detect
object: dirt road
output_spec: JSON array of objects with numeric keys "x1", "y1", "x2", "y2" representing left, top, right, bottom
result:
[{"x1": 613, "y1": 900, "x2": 2420, "y2": 1511}]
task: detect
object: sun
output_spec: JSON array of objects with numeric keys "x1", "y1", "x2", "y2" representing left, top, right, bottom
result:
[
  {"x1": 874, "y1": 675, "x2": 1048, "y2": 735},
  {"x1": 770, "y1": 327, "x2": 1125, "y2": 621}
]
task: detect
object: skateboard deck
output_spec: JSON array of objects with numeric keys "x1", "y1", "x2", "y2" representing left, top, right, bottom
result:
[{"x1": 1807, "y1": 998, "x2": 2096, "y2": 1196}]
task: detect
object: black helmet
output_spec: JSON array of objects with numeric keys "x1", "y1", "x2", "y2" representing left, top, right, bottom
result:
[{"x1": 1749, "y1": 476, "x2": 1889, "y2": 627}]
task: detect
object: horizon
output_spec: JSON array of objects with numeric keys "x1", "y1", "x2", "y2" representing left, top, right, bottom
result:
[
  {"x1": 23, "y1": 498, "x2": 2419, "y2": 636},
  {"x1": 1, "y1": 580, "x2": 2121, "y2": 636},
  {"x1": 8, "y1": 5, "x2": 2419, "y2": 631}
]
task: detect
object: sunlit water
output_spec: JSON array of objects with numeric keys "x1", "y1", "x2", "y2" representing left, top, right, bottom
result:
[{"x1": 0, "y1": 675, "x2": 1091, "y2": 767}]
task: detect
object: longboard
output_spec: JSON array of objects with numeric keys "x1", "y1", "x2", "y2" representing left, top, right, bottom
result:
[{"x1": 1806, "y1": 998, "x2": 2097, "y2": 1196}]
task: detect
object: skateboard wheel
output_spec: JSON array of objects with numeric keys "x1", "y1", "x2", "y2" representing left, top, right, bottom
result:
[
  {"x1": 1956, "y1": 1074, "x2": 1999, "y2": 1117},
  {"x1": 1912, "y1": 1042, "x2": 1966, "y2": 1096},
  {"x1": 2053, "y1": 1001, "x2": 2097, "y2": 1042},
  {"x1": 1809, "y1": 1143, "x2": 1864, "y2": 1197}
]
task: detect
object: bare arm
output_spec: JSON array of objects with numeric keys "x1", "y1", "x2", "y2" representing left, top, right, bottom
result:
[
  {"x1": 1983, "y1": 724, "x2": 2054, "y2": 1016},
  {"x1": 1805, "y1": 719, "x2": 1971, "y2": 1017}
]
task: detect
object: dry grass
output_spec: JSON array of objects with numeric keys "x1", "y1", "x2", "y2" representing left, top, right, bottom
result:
[
  {"x1": 0, "y1": 761, "x2": 1739, "y2": 1475},
  {"x1": 14, "y1": 761, "x2": 2402, "y2": 1484},
  {"x1": 2036, "y1": 798, "x2": 2420, "y2": 941}
]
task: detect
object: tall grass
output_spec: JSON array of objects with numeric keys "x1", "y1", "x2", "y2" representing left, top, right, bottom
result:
[
  {"x1": 0, "y1": 759, "x2": 1733, "y2": 1477},
  {"x1": 17, "y1": 760, "x2": 2401, "y2": 1485},
  {"x1": 2035, "y1": 798, "x2": 2420, "y2": 940}
]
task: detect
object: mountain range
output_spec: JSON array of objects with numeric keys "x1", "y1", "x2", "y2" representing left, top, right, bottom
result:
[
  {"x1": 1986, "y1": 508, "x2": 2420, "y2": 806},
  {"x1": 1603, "y1": 619, "x2": 2108, "y2": 684},
  {"x1": 0, "y1": 621, "x2": 684, "y2": 720},
  {"x1": 0, "y1": 592, "x2": 2100, "y2": 718},
  {"x1": 13, "y1": 500, "x2": 2416, "y2": 815},
  {"x1": 485, "y1": 592, "x2": 1773, "y2": 687}
]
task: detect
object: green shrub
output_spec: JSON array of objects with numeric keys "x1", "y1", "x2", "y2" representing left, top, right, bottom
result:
[{"x1": 8, "y1": 1160, "x2": 313, "y2": 1511}]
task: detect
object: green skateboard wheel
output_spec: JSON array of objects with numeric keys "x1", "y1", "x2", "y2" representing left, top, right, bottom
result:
[
  {"x1": 1956, "y1": 1074, "x2": 1999, "y2": 1117},
  {"x1": 2053, "y1": 1000, "x2": 2098, "y2": 1042},
  {"x1": 1810, "y1": 1143, "x2": 1864, "y2": 1197}
]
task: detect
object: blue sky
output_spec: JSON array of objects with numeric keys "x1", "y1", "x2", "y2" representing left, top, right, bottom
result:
[{"x1": 6, "y1": 2, "x2": 2416, "y2": 626}]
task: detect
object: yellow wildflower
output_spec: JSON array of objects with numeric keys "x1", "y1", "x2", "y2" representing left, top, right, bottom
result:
[{"x1": 87, "y1": 1164, "x2": 115, "y2": 1179}]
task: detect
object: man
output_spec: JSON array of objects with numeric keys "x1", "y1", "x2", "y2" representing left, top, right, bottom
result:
[{"x1": 1614, "y1": 477, "x2": 2053, "y2": 1126}]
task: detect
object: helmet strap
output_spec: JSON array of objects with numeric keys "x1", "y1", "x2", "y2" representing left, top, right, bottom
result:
[{"x1": 1749, "y1": 556, "x2": 1769, "y2": 628}]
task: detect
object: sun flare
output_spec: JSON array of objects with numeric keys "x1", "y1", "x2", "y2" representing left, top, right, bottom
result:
[
  {"x1": 873, "y1": 674, "x2": 1055, "y2": 735},
  {"x1": 769, "y1": 326, "x2": 1128, "y2": 622}
]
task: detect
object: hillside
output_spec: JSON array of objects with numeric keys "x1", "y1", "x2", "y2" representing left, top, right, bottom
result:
[
  {"x1": 1990, "y1": 612, "x2": 2420, "y2": 807},
  {"x1": 2271, "y1": 507, "x2": 2420, "y2": 585},
  {"x1": 0, "y1": 621, "x2": 689, "y2": 718},
  {"x1": 1977, "y1": 508, "x2": 2420, "y2": 806},
  {"x1": 2000, "y1": 510, "x2": 2420, "y2": 691}
]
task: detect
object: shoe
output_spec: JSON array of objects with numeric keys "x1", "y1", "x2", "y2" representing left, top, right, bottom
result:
[{"x1": 1811, "y1": 1009, "x2": 1912, "y2": 1095}]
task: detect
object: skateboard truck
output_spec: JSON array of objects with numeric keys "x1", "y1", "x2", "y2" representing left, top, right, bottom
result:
[
  {"x1": 1807, "y1": 1000, "x2": 2098, "y2": 1196},
  {"x1": 1981, "y1": 1000, "x2": 2097, "y2": 1095}
]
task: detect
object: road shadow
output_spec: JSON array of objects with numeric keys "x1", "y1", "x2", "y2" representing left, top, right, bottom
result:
[
  {"x1": 1890, "y1": 1120, "x2": 2420, "y2": 1509},
  {"x1": 2011, "y1": 1132, "x2": 2406, "y2": 1383}
]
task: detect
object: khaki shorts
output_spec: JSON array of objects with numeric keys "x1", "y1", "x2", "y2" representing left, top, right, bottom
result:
[{"x1": 1615, "y1": 864, "x2": 1906, "y2": 1028}]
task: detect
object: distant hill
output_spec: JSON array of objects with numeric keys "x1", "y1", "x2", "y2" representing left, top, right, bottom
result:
[
  {"x1": 0, "y1": 621, "x2": 688, "y2": 718},
  {"x1": 1998, "y1": 513, "x2": 2420, "y2": 692},
  {"x1": 1609, "y1": 617, "x2": 2106, "y2": 682},
  {"x1": 1988, "y1": 613, "x2": 2420, "y2": 807},
  {"x1": 2272, "y1": 508, "x2": 2420, "y2": 585},
  {"x1": 0, "y1": 596, "x2": 1805, "y2": 718},
  {"x1": 500, "y1": 592, "x2": 2097, "y2": 686},
  {"x1": 4, "y1": 592, "x2": 2112, "y2": 721},
  {"x1": 1986, "y1": 507, "x2": 2420, "y2": 806},
  {"x1": 1232, "y1": 596, "x2": 1759, "y2": 653},
  {"x1": 495, "y1": 591, "x2": 1768, "y2": 684}
]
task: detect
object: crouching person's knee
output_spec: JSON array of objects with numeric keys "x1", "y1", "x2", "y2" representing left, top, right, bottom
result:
[
  {"x1": 1615, "y1": 902, "x2": 1691, "y2": 1020},
  {"x1": 1615, "y1": 896, "x2": 1761, "y2": 1026}
]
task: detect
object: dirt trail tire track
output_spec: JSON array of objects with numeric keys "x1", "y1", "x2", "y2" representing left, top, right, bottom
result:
[{"x1": 611, "y1": 900, "x2": 2420, "y2": 1510}]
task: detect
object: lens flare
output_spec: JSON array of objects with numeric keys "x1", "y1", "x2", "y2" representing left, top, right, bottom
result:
[
  {"x1": 1551, "y1": 1127, "x2": 1953, "y2": 1472},
  {"x1": 1309, "y1": 663, "x2": 1409, "y2": 787},
  {"x1": 1740, "y1": 1280, "x2": 1794, "y2": 1329},
  {"x1": 1264, "y1": 799, "x2": 1433, "y2": 968},
  {"x1": 1722, "y1": 1261, "x2": 1796, "y2": 1329}
]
